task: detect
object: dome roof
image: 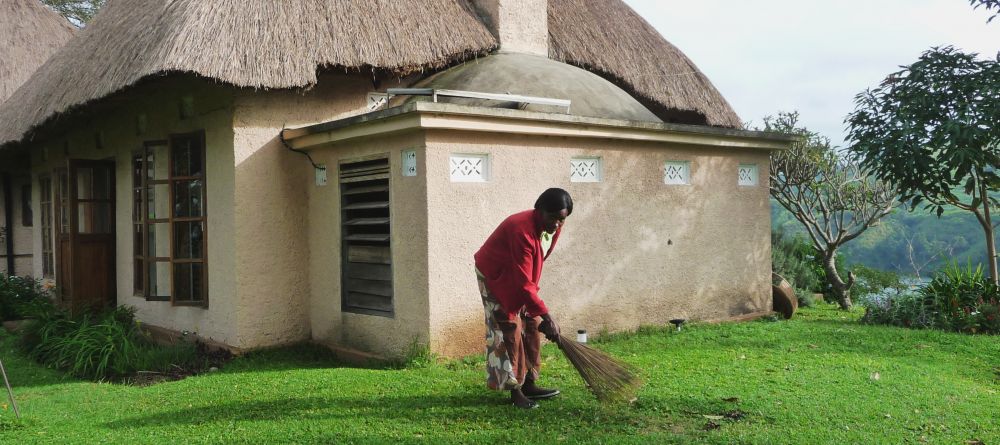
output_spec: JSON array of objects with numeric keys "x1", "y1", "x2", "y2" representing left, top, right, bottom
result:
[{"x1": 402, "y1": 53, "x2": 661, "y2": 122}]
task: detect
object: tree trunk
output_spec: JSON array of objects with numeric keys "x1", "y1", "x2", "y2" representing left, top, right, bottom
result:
[
  {"x1": 979, "y1": 182, "x2": 998, "y2": 286},
  {"x1": 823, "y1": 250, "x2": 854, "y2": 310}
]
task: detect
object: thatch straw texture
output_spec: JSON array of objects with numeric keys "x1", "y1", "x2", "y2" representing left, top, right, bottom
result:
[
  {"x1": 548, "y1": 0, "x2": 742, "y2": 128},
  {"x1": 0, "y1": 0, "x2": 497, "y2": 144},
  {"x1": 0, "y1": 0, "x2": 75, "y2": 104},
  {"x1": 0, "y1": 0, "x2": 743, "y2": 145}
]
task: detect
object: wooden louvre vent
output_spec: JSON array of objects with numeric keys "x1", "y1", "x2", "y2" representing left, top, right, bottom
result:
[{"x1": 340, "y1": 156, "x2": 393, "y2": 315}]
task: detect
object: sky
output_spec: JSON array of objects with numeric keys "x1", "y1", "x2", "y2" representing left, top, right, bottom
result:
[{"x1": 622, "y1": 0, "x2": 1000, "y2": 147}]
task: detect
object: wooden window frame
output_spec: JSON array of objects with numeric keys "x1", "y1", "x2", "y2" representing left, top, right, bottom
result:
[
  {"x1": 131, "y1": 132, "x2": 209, "y2": 307},
  {"x1": 39, "y1": 175, "x2": 53, "y2": 277}
]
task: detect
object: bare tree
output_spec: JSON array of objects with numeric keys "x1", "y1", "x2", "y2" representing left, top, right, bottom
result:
[
  {"x1": 765, "y1": 112, "x2": 898, "y2": 309},
  {"x1": 898, "y1": 234, "x2": 956, "y2": 281}
]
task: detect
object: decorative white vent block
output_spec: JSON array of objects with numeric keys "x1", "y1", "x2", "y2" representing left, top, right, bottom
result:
[
  {"x1": 449, "y1": 154, "x2": 489, "y2": 182},
  {"x1": 570, "y1": 157, "x2": 602, "y2": 183},
  {"x1": 402, "y1": 150, "x2": 417, "y2": 177},
  {"x1": 664, "y1": 161, "x2": 690, "y2": 185},
  {"x1": 367, "y1": 92, "x2": 388, "y2": 111},
  {"x1": 738, "y1": 164, "x2": 758, "y2": 186}
]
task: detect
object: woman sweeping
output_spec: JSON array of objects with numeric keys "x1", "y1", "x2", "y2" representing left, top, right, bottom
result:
[{"x1": 474, "y1": 188, "x2": 571, "y2": 409}]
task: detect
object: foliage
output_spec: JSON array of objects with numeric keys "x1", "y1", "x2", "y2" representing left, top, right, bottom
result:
[
  {"x1": 851, "y1": 264, "x2": 908, "y2": 301},
  {"x1": 0, "y1": 274, "x2": 51, "y2": 321},
  {"x1": 2, "y1": 305, "x2": 998, "y2": 443},
  {"x1": 970, "y1": 0, "x2": 1000, "y2": 22},
  {"x1": 846, "y1": 46, "x2": 1000, "y2": 284},
  {"x1": 17, "y1": 300, "x2": 202, "y2": 381},
  {"x1": 41, "y1": 0, "x2": 105, "y2": 26},
  {"x1": 771, "y1": 228, "x2": 823, "y2": 293},
  {"x1": 764, "y1": 111, "x2": 897, "y2": 309},
  {"x1": 861, "y1": 262, "x2": 1000, "y2": 334}
]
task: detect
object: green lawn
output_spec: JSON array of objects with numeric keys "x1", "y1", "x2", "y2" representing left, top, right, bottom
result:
[{"x1": 1, "y1": 305, "x2": 997, "y2": 444}]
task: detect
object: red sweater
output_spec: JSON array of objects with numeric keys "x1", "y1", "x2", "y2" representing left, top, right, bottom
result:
[{"x1": 474, "y1": 209, "x2": 561, "y2": 320}]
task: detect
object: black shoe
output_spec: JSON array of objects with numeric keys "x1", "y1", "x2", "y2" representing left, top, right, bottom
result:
[
  {"x1": 524, "y1": 388, "x2": 560, "y2": 400},
  {"x1": 512, "y1": 399, "x2": 539, "y2": 409}
]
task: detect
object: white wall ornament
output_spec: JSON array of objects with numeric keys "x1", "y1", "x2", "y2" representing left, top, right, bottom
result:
[
  {"x1": 450, "y1": 154, "x2": 489, "y2": 182},
  {"x1": 367, "y1": 93, "x2": 388, "y2": 111},
  {"x1": 570, "y1": 157, "x2": 602, "y2": 183},
  {"x1": 402, "y1": 150, "x2": 417, "y2": 177},
  {"x1": 738, "y1": 164, "x2": 758, "y2": 186},
  {"x1": 664, "y1": 161, "x2": 690, "y2": 185}
]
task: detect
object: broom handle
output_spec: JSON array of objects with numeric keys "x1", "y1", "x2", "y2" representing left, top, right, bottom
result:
[{"x1": 0, "y1": 358, "x2": 19, "y2": 419}]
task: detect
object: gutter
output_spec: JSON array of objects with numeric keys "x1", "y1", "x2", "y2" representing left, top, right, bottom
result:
[{"x1": 1, "y1": 173, "x2": 14, "y2": 275}]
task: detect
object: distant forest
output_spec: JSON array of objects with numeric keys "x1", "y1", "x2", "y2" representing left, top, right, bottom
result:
[{"x1": 771, "y1": 201, "x2": 988, "y2": 277}]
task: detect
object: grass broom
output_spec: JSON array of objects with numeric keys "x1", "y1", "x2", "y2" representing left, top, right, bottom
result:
[{"x1": 556, "y1": 334, "x2": 641, "y2": 403}]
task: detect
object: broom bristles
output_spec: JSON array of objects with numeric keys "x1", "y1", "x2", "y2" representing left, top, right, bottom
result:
[{"x1": 557, "y1": 334, "x2": 641, "y2": 402}]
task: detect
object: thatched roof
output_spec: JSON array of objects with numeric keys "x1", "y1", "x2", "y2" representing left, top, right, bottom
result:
[
  {"x1": 0, "y1": 0, "x2": 497, "y2": 145},
  {"x1": 0, "y1": 0, "x2": 75, "y2": 104},
  {"x1": 548, "y1": 0, "x2": 742, "y2": 128},
  {"x1": 0, "y1": 0, "x2": 741, "y2": 145}
]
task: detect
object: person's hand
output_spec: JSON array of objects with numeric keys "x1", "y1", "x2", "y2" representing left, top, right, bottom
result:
[{"x1": 539, "y1": 314, "x2": 560, "y2": 342}]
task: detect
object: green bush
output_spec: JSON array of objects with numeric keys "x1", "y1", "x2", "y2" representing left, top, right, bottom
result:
[
  {"x1": 0, "y1": 273, "x2": 51, "y2": 321},
  {"x1": 19, "y1": 299, "x2": 204, "y2": 381},
  {"x1": 861, "y1": 262, "x2": 999, "y2": 334},
  {"x1": 772, "y1": 229, "x2": 824, "y2": 293}
]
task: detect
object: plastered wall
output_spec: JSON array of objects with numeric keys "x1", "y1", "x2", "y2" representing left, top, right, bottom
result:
[
  {"x1": 0, "y1": 157, "x2": 34, "y2": 275},
  {"x1": 423, "y1": 130, "x2": 772, "y2": 357},
  {"x1": 230, "y1": 73, "x2": 419, "y2": 349},
  {"x1": 23, "y1": 76, "x2": 238, "y2": 345},
  {"x1": 305, "y1": 132, "x2": 431, "y2": 359}
]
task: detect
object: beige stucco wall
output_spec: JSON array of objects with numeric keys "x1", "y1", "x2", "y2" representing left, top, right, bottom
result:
[
  {"x1": 423, "y1": 131, "x2": 772, "y2": 357},
  {"x1": 472, "y1": 0, "x2": 548, "y2": 56},
  {"x1": 21, "y1": 76, "x2": 238, "y2": 345},
  {"x1": 304, "y1": 132, "x2": 430, "y2": 359},
  {"x1": 230, "y1": 73, "x2": 419, "y2": 349},
  {"x1": 0, "y1": 158, "x2": 34, "y2": 276}
]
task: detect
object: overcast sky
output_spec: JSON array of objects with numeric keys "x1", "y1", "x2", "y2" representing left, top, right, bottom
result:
[{"x1": 622, "y1": 0, "x2": 1000, "y2": 146}]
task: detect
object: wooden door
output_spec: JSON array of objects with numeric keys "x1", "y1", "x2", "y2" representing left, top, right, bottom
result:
[{"x1": 55, "y1": 160, "x2": 116, "y2": 314}]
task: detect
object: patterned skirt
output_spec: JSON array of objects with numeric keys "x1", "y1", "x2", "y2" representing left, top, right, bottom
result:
[{"x1": 477, "y1": 270, "x2": 541, "y2": 391}]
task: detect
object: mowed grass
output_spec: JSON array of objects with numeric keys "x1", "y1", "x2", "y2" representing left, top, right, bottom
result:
[{"x1": 0, "y1": 304, "x2": 997, "y2": 444}]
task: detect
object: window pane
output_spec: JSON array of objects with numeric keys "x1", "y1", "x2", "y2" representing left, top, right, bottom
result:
[
  {"x1": 174, "y1": 221, "x2": 204, "y2": 259},
  {"x1": 133, "y1": 224, "x2": 143, "y2": 256},
  {"x1": 171, "y1": 136, "x2": 204, "y2": 177},
  {"x1": 146, "y1": 184, "x2": 170, "y2": 219},
  {"x1": 21, "y1": 185, "x2": 32, "y2": 227},
  {"x1": 134, "y1": 259, "x2": 143, "y2": 294},
  {"x1": 148, "y1": 222, "x2": 170, "y2": 257},
  {"x1": 173, "y1": 180, "x2": 203, "y2": 218},
  {"x1": 77, "y1": 202, "x2": 112, "y2": 234},
  {"x1": 148, "y1": 144, "x2": 168, "y2": 181},
  {"x1": 173, "y1": 263, "x2": 204, "y2": 302},
  {"x1": 75, "y1": 167, "x2": 111, "y2": 200},
  {"x1": 149, "y1": 261, "x2": 171, "y2": 298}
]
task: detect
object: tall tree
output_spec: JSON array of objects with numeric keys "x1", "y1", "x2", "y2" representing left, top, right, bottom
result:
[
  {"x1": 41, "y1": 0, "x2": 105, "y2": 27},
  {"x1": 846, "y1": 47, "x2": 1000, "y2": 285},
  {"x1": 765, "y1": 112, "x2": 897, "y2": 309}
]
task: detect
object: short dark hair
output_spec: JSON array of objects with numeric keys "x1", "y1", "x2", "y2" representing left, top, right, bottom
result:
[{"x1": 534, "y1": 188, "x2": 573, "y2": 215}]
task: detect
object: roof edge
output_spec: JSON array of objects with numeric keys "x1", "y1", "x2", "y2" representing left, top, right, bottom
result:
[{"x1": 282, "y1": 102, "x2": 795, "y2": 150}]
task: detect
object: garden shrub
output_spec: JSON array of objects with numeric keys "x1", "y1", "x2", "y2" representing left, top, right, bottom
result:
[
  {"x1": 772, "y1": 229, "x2": 824, "y2": 294},
  {"x1": 861, "y1": 262, "x2": 999, "y2": 334},
  {"x1": 18, "y1": 299, "x2": 205, "y2": 381},
  {"x1": 0, "y1": 273, "x2": 51, "y2": 321}
]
